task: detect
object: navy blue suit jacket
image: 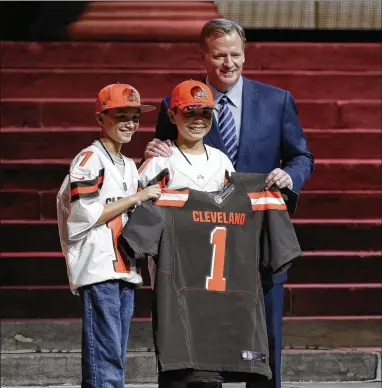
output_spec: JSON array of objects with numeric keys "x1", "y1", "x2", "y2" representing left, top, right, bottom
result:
[{"x1": 155, "y1": 77, "x2": 314, "y2": 285}]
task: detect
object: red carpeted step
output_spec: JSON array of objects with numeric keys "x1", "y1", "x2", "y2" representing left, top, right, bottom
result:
[
  {"x1": 1, "y1": 191, "x2": 42, "y2": 220},
  {"x1": 2, "y1": 160, "x2": 380, "y2": 191},
  {"x1": 2, "y1": 128, "x2": 380, "y2": 160},
  {"x1": 288, "y1": 252, "x2": 382, "y2": 283},
  {"x1": 256, "y1": 43, "x2": 382, "y2": 71},
  {"x1": 2, "y1": 69, "x2": 381, "y2": 100},
  {"x1": 338, "y1": 100, "x2": 382, "y2": 129},
  {"x1": 1, "y1": 283, "x2": 380, "y2": 319},
  {"x1": 285, "y1": 284, "x2": 382, "y2": 316},
  {"x1": 0, "y1": 99, "x2": 160, "y2": 129},
  {"x1": 0, "y1": 253, "x2": 151, "y2": 287},
  {"x1": 1, "y1": 252, "x2": 381, "y2": 287},
  {"x1": 1, "y1": 219, "x2": 381, "y2": 253},
  {"x1": 2, "y1": 42, "x2": 380, "y2": 71},
  {"x1": 295, "y1": 191, "x2": 382, "y2": 219},
  {"x1": 0, "y1": 127, "x2": 154, "y2": 160},
  {"x1": 305, "y1": 130, "x2": 381, "y2": 159},
  {"x1": 303, "y1": 160, "x2": 381, "y2": 190},
  {"x1": 2, "y1": 99, "x2": 381, "y2": 129}
]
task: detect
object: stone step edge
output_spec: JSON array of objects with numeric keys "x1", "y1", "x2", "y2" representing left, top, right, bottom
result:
[
  {"x1": 2, "y1": 318, "x2": 381, "y2": 353},
  {"x1": 1, "y1": 350, "x2": 381, "y2": 383}
]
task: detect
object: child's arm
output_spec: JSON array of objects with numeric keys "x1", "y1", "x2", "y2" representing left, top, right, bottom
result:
[{"x1": 95, "y1": 186, "x2": 160, "y2": 225}]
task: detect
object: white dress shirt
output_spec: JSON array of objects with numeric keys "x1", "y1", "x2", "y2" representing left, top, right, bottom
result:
[{"x1": 206, "y1": 76, "x2": 243, "y2": 140}]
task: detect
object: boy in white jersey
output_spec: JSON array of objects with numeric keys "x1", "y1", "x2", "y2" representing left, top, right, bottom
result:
[
  {"x1": 56, "y1": 83, "x2": 161, "y2": 388},
  {"x1": 138, "y1": 80, "x2": 235, "y2": 191}
]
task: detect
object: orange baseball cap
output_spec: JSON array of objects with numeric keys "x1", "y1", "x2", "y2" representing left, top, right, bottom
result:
[
  {"x1": 95, "y1": 83, "x2": 156, "y2": 114},
  {"x1": 170, "y1": 80, "x2": 215, "y2": 111}
]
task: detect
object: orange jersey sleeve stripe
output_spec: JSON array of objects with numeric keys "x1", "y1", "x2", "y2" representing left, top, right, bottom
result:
[
  {"x1": 156, "y1": 199, "x2": 187, "y2": 207},
  {"x1": 161, "y1": 189, "x2": 190, "y2": 195},
  {"x1": 252, "y1": 203, "x2": 287, "y2": 211},
  {"x1": 138, "y1": 158, "x2": 152, "y2": 174},
  {"x1": 248, "y1": 191, "x2": 283, "y2": 199},
  {"x1": 71, "y1": 176, "x2": 104, "y2": 196}
]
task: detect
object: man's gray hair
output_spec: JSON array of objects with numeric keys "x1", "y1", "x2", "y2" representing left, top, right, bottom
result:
[{"x1": 200, "y1": 19, "x2": 246, "y2": 50}]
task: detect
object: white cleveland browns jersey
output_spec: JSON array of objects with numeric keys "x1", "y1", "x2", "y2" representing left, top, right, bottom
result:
[
  {"x1": 138, "y1": 143, "x2": 235, "y2": 191},
  {"x1": 57, "y1": 144, "x2": 142, "y2": 294}
]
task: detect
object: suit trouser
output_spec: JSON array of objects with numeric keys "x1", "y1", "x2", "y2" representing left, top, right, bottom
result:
[
  {"x1": 254, "y1": 282, "x2": 284, "y2": 388},
  {"x1": 157, "y1": 283, "x2": 284, "y2": 388}
]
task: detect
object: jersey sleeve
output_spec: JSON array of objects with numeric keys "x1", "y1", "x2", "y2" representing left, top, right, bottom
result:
[
  {"x1": 138, "y1": 157, "x2": 171, "y2": 188},
  {"x1": 66, "y1": 149, "x2": 104, "y2": 240},
  {"x1": 258, "y1": 189, "x2": 302, "y2": 275},
  {"x1": 118, "y1": 200, "x2": 164, "y2": 260}
]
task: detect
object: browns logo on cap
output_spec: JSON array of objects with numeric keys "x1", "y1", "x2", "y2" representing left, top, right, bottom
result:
[
  {"x1": 190, "y1": 86, "x2": 209, "y2": 100},
  {"x1": 170, "y1": 80, "x2": 215, "y2": 111},
  {"x1": 95, "y1": 84, "x2": 155, "y2": 114},
  {"x1": 122, "y1": 87, "x2": 140, "y2": 103}
]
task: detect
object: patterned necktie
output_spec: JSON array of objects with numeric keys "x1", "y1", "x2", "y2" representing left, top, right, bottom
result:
[{"x1": 218, "y1": 95, "x2": 238, "y2": 166}]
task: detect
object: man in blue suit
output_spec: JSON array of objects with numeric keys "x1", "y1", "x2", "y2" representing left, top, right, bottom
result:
[{"x1": 144, "y1": 19, "x2": 314, "y2": 388}]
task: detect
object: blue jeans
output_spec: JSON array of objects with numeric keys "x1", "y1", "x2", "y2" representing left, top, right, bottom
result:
[{"x1": 79, "y1": 280, "x2": 135, "y2": 388}]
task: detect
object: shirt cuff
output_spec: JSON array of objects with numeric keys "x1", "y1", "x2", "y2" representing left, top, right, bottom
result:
[{"x1": 286, "y1": 173, "x2": 293, "y2": 190}]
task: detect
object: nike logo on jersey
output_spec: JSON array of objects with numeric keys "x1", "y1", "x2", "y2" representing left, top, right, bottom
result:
[{"x1": 71, "y1": 175, "x2": 86, "y2": 180}]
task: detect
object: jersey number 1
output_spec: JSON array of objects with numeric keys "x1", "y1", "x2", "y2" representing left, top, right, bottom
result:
[{"x1": 206, "y1": 227, "x2": 227, "y2": 292}]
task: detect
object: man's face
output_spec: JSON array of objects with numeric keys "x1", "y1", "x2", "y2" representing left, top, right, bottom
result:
[
  {"x1": 201, "y1": 30, "x2": 245, "y2": 93},
  {"x1": 98, "y1": 107, "x2": 140, "y2": 144},
  {"x1": 169, "y1": 107, "x2": 213, "y2": 143}
]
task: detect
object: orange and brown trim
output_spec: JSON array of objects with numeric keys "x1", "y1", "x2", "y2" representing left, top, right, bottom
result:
[
  {"x1": 70, "y1": 169, "x2": 105, "y2": 202},
  {"x1": 155, "y1": 188, "x2": 189, "y2": 207},
  {"x1": 248, "y1": 190, "x2": 286, "y2": 211},
  {"x1": 146, "y1": 168, "x2": 170, "y2": 189},
  {"x1": 138, "y1": 158, "x2": 152, "y2": 174}
]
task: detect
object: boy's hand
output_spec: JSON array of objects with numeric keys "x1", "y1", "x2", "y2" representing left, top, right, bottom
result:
[
  {"x1": 144, "y1": 138, "x2": 173, "y2": 159},
  {"x1": 136, "y1": 185, "x2": 161, "y2": 202}
]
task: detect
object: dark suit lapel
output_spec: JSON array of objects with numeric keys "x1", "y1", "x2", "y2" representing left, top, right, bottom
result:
[
  {"x1": 200, "y1": 77, "x2": 225, "y2": 151},
  {"x1": 236, "y1": 77, "x2": 258, "y2": 168}
]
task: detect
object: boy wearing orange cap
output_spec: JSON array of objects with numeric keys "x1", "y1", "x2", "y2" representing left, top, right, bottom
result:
[
  {"x1": 57, "y1": 84, "x2": 161, "y2": 387},
  {"x1": 139, "y1": 80, "x2": 235, "y2": 192},
  {"x1": 138, "y1": 81, "x2": 234, "y2": 296}
]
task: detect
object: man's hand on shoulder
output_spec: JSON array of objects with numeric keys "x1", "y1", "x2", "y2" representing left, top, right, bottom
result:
[
  {"x1": 144, "y1": 138, "x2": 173, "y2": 159},
  {"x1": 265, "y1": 168, "x2": 292, "y2": 190}
]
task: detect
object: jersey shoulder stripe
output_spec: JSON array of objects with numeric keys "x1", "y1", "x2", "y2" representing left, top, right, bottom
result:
[
  {"x1": 147, "y1": 168, "x2": 170, "y2": 188},
  {"x1": 248, "y1": 190, "x2": 286, "y2": 211},
  {"x1": 70, "y1": 169, "x2": 105, "y2": 202},
  {"x1": 155, "y1": 189, "x2": 189, "y2": 207},
  {"x1": 138, "y1": 158, "x2": 152, "y2": 174}
]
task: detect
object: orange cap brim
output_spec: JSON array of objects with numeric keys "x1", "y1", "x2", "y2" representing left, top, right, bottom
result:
[
  {"x1": 99, "y1": 103, "x2": 156, "y2": 114},
  {"x1": 178, "y1": 102, "x2": 215, "y2": 112}
]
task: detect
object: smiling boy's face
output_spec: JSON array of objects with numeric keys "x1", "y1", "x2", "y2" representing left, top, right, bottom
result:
[
  {"x1": 168, "y1": 106, "x2": 213, "y2": 144},
  {"x1": 97, "y1": 107, "x2": 141, "y2": 144}
]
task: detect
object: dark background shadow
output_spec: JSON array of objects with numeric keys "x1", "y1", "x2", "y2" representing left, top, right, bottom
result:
[{"x1": 0, "y1": 1, "x2": 88, "y2": 41}]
